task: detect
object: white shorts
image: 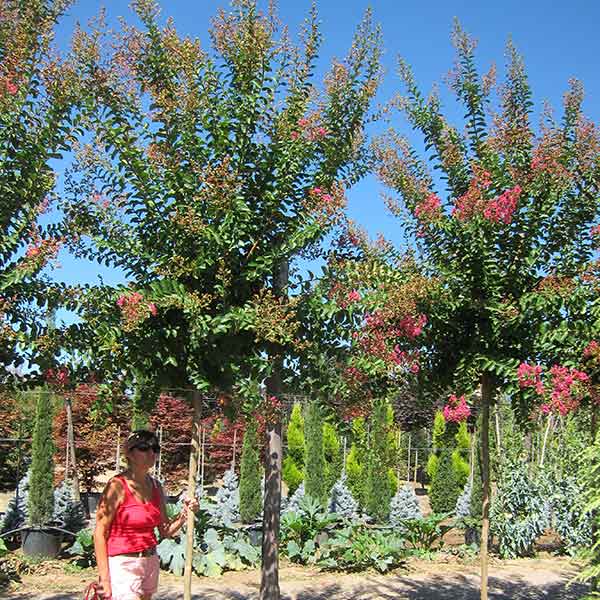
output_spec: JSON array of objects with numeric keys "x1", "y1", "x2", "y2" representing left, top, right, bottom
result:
[{"x1": 108, "y1": 554, "x2": 160, "y2": 599}]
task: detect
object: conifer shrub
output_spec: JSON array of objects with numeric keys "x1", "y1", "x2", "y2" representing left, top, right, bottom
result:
[
  {"x1": 323, "y1": 422, "x2": 342, "y2": 496},
  {"x1": 304, "y1": 401, "x2": 326, "y2": 503},
  {"x1": 389, "y1": 484, "x2": 422, "y2": 529},
  {"x1": 209, "y1": 468, "x2": 240, "y2": 527},
  {"x1": 239, "y1": 419, "x2": 262, "y2": 523},
  {"x1": 365, "y1": 401, "x2": 393, "y2": 522},
  {"x1": 283, "y1": 403, "x2": 304, "y2": 494},
  {"x1": 429, "y1": 448, "x2": 460, "y2": 514},
  {"x1": 0, "y1": 471, "x2": 30, "y2": 534},
  {"x1": 28, "y1": 391, "x2": 55, "y2": 526},
  {"x1": 328, "y1": 473, "x2": 359, "y2": 520},
  {"x1": 53, "y1": 480, "x2": 86, "y2": 533}
]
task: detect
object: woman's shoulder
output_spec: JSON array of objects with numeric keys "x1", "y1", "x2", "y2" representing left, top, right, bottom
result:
[{"x1": 103, "y1": 474, "x2": 128, "y2": 497}]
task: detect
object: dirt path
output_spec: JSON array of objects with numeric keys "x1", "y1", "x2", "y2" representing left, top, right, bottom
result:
[{"x1": 4, "y1": 556, "x2": 590, "y2": 600}]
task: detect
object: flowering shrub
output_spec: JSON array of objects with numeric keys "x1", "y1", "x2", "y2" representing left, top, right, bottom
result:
[
  {"x1": 442, "y1": 394, "x2": 471, "y2": 423},
  {"x1": 116, "y1": 292, "x2": 158, "y2": 331},
  {"x1": 517, "y1": 362, "x2": 589, "y2": 416}
]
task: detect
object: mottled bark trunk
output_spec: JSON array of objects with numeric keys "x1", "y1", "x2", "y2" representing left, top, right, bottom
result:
[
  {"x1": 183, "y1": 391, "x2": 202, "y2": 600},
  {"x1": 480, "y1": 374, "x2": 494, "y2": 600},
  {"x1": 259, "y1": 260, "x2": 288, "y2": 600},
  {"x1": 259, "y1": 391, "x2": 283, "y2": 600}
]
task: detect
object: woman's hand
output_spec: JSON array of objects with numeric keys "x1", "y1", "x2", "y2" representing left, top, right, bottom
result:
[
  {"x1": 182, "y1": 496, "x2": 199, "y2": 514},
  {"x1": 98, "y1": 577, "x2": 112, "y2": 599}
]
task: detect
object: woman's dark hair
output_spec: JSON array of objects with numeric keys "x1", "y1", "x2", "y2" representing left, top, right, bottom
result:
[{"x1": 126, "y1": 429, "x2": 159, "y2": 451}]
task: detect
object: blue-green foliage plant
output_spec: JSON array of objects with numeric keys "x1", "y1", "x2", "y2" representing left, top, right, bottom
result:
[
  {"x1": 0, "y1": 471, "x2": 30, "y2": 534},
  {"x1": 455, "y1": 481, "x2": 472, "y2": 520},
  {"x1": 491, "y1": 460, "x2": 549, "y2": 558},
  {"x1": 208, "y1": 468, "x2": 240, "y2": 527},
  {"x1": 317, "y1": 523, "x2": 406, "y2": 573},
  {"x1": 66, "y1": 528, "x2": 95, "y2": 567},
  {"x1": 389, "y1": 484, "x2": 422, "y2": 529},
  {"x1": 549, "y1": 476, "x2": 592, "y2": 555},
  {"x1": 328, "y1": 474, "x2": 359, "y2": 521},
  {"x1": 53, "y1": 480, "x2": 86, "y2": 534}
]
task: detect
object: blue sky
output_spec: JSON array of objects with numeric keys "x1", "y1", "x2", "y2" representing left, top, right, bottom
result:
[{"x1": 50, "y1": 0, "x2": 600, "y2": 288}]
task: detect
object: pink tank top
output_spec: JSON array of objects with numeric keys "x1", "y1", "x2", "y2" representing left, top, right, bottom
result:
[{"x1": 107, "y1": 475, "x2": 162, "y2": 556}]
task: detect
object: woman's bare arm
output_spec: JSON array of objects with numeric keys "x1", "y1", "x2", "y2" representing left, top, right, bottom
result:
[{"x1": 94, "y1": 478, "x2": 124, "y2": 598}]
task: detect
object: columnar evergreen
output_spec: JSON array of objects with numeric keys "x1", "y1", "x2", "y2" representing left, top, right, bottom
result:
[
  {"x1": 429, "y1": 447, "x2": 460, "y2": 514},
  {"x1": 240, "y1": 419, "x2": 263, "y2": 523},
  {"x1": 365, "y1": 401, "x2": 393, "y2": 521},
  {"x1": 304, "y1": 401, "x2": 326, "y2": 503},
  {"x1": 282, "y1": 403, "x2": 304, "y2": 495},
  {"x1": 28, "y1": 391, "x2": 55, "y2": 526}
]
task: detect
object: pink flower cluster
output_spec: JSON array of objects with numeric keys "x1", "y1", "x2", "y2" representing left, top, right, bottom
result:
[
  {"x1": 517, "y1": 361, "x2": 589, "y2": 416},
  {"x1": 116, "y1": 292, "x2": 158, "y2": 330},
  {"x1": 517, "y1": 362, "x2": 544, "y2": 395},
  {"x1": 354, "y1": 310, "x2": 423, "y2": 374},
  {"x1": 291, "y1": 118, "x2": 329, "y2": 142},
  {"x1": 45, "y1": 366, "x2": 70, "y2": 389},
  {"x1": 19, "y1": 237, "x2": 62, "y2": 270},
  {"x1": 583, "y1": 340, "x2": 600, "y2": 359},
  {"x1": 414, "y1": 193, "x2": 442, "y2": 223},
  {"x1": 347, "y1": 289, "x2": 361, "y2": 303},
  {"x1": 482, "y1": 186, "x2": 522, "y2": 225},
  {"x1": 544, "y1": 365, "x2": 589, "y2": 416},
  {"x1": 443, "y1": 394, "x2": 471, "y2": 423},
  {"x1": 1, "y1": 74, "x2": 18, "y2": 96},
  {"x1": 398, "y1": 313, "x2": 427, "y2": 339}
]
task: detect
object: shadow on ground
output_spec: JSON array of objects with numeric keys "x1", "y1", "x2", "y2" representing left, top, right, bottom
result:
[{"x1": 5, "y1": 571, "x2": 590, "y2": 600}]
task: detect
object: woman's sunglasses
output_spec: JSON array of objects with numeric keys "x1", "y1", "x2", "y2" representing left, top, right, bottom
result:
[{"x1": 133, "y1": 443, "x2": 160, "y2": 453}]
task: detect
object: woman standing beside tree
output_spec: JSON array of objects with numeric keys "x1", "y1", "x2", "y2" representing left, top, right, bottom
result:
[{"x1": 94, "y1": 430, "x2": 198, "y2": 600}]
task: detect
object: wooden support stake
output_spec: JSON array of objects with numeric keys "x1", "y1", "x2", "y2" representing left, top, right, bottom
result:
[{"x1": 184, "y1": 391, "x2": 202, "y2": 600}]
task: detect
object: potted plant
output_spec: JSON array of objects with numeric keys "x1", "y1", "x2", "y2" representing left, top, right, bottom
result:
[{"x1": 21, "y1": 390, "x2": 62, "y2": 559}]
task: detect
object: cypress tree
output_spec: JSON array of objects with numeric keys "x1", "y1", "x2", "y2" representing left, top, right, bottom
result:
[
  {"x1": 323, "y1": 421, "x2": 342, "y2": 495},
  {"x1": 282, "y1": 403, "x2": 304, "y2": 494},
  {"x1": 28, "y1": 391, "x2": 55, "y2": 526},
  {"x1": 365, "y1": 401, "x2": 393, "y2": 521},
  {"x1": 429, "y1": 447, "x2": 461, "y2": 514},
  {"x1": 239, "y1": 419, "x2": 262, "y2": 523},
  {"x1": 304, "y1": 401, "x2": 326, "y2": 503}
]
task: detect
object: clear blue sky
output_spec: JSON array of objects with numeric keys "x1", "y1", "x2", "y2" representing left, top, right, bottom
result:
[{"x1": 50, "y1": 0, "x2": 600, "y2": 288}]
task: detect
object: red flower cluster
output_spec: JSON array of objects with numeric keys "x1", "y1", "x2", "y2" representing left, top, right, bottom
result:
[
  {"x1": 354, "y1": 310, "x2": 423, "y2": 374},
  {"x1": 443, "y1": 394, "x2": 471, "y2": 423},
  {"x1": 347, "y1": 289, "x2": 361, "y2": 303},
  {"x1": 414, "y1": 193, "x2": 442, "y2": 223},
  {"x1": 45, "y1": 366, "x2": 70, "y2": 389},
  {"x1": 483, "y1": 185, "x2": 521, "y2": 225},
  {"x1": 517, "y1": 362, "x2": 544, "y2": 395},
  {"x1": 398, "y1": 313, "x2": 427, "y2": 339},
  {"x1": 291, "y1": 118, "x2": 329, "y2": 142},
  {"x1": 0, "y1": 74, "x2": 18, "y2": 96},
  {"x1": 19, "y1": 237, "x2": 62, "y2": 271},
  {"x1": 544, "y1": 365, "x2": 589, "y2": 416},
  {"x1": 452, "y1": 170, "x2": 491, "y2": 221},
  {"x1": 116, "y1": 292, "x2": 158, "y2": 330},
  {"x1": 583, "y1": 340, "x2": 600, "y2": 359},
  {"x1": 517, "y1": 362, "x2": 589, "y2": 416}
]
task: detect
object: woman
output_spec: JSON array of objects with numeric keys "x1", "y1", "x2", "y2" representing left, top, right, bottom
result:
[{"x1": 94, "y1": 429, "x2": 198, "y2": 600}]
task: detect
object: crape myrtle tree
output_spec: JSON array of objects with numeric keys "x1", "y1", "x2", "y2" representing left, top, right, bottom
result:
[
  {"x1": 62, "y1": 2, "x2": 382, "y2": 598},
  {"x1": 374, "y1": 22, "x2": 600, "y2": 600},
  {"x1": 0, "y1": 0, "x2": 80, "y2": 382}
]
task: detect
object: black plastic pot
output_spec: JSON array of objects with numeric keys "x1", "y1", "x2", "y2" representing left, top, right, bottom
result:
[
  {"x1": 464, "y1": 526, "x2": 481, "y2": 547},
  {"x1": 21, "y1": 527, "x2": 62, "y2": 559}
]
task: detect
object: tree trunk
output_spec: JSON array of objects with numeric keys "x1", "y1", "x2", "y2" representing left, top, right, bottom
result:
[
  {"x1": 480, "y1": 374, "x2": 494, "y2": 600},
  {"x1": 259, "y1": 259, "x2": 288, "y2": 600},
  {"x1": 260, "y1": 373, "x2": 283, "y2": 600},
  {"x1": 183, "y1": 391, "x2": 202, "y2": 600},
  {"x1": 65, "y1": 397, "x2": 81, "y2": 503}
]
